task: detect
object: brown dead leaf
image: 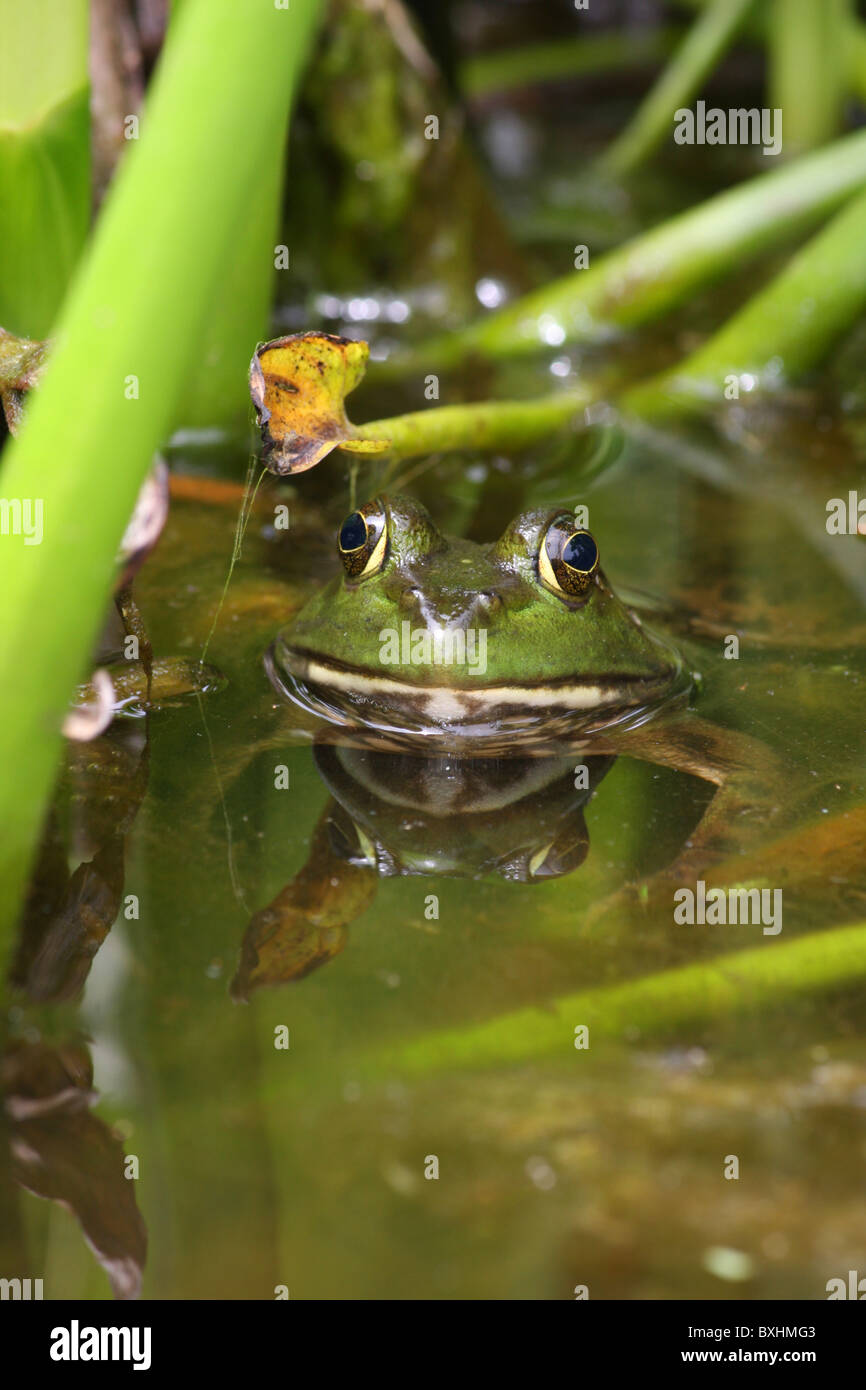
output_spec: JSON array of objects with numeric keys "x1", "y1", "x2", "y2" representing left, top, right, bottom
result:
[
  {"x1": 3, "y1": 1041, "x2": 147, "y2": 1299},
  {"x1": 231, "y1": 807, "x2": 377, "y2": 998}
]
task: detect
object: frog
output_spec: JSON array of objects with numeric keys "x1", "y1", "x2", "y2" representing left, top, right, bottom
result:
[
  {"x1": 267, "y1": 492, "x2": 691, "y2": 746},
  {"x1": 234, "y1": 493, "x2": 803, "y2": 993}
]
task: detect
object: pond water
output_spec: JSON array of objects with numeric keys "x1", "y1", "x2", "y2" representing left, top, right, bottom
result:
[
  {"x1": 5, "y1": 397, "x2": 863, "y2": 1300},
  {"x1": 3, "y1": 16, "x2": 866, "y2": 1300}
]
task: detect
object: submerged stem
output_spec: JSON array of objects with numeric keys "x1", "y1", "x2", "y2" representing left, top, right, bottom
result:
[
  {"x1": 372, "y1": 920, "x2": 866, "y2": 1076},
  {"x1": 460, "y1": 28, "x2": 680, "y2": 98}
]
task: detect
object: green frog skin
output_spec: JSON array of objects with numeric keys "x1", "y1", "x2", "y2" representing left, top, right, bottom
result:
[{"x1": 270, "y1": 493, "x2": 687, "y2": 741}]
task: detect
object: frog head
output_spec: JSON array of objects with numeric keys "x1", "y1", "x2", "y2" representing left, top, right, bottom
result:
[{"x1": 269, "y1": 494, "x2": 684, "y2": 741}]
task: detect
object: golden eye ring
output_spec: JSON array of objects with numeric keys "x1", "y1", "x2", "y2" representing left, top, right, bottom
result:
[
  {"x1": 538, "y1": 515, "x2": 599, "y2": 598},
  {"x1": 337, "y1": 498, "x2": 387, "y2": 579}
]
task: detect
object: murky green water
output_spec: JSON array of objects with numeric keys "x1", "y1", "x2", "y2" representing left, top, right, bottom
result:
[
  {"x1": 5, "y1": 398, "x2": 864, "y2": 1299},
  {"x1": 4, "y1": 20, "x2": 866, "y2": 1299}
]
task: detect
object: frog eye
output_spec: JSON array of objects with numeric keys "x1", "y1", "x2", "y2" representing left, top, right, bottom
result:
[
  {"x1": 337, "y1": 498, "x2": 387, "y2": 579},
  {"x1": 538, "y1": 516, "x2": 599, "y2": 598}
]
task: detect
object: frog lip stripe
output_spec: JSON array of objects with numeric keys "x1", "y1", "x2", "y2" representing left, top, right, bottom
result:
[
  {"x1": 266, "y1": 644, "x2": 690, "y2": 752},
  {"x1": 280, "y1": 644, "x2": 670, "y2": 713}
]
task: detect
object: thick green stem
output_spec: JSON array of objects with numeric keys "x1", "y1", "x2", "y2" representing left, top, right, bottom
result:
[
  {"x1": 372, "y1": 921, "x2": 866, "y2": 1076},
  {"x1": 0, "y1": 0, "x2": 323, "y2": 954},
  {"x1": 623, "y1": 183, "x2": 866, "y2": 415},
  {"x1": 181, "y1": 142, "x2": 284, "y2": 429},
  {"x1": 459, "y1": 29, "x2": 680, "y2": 98},
  {"x1": 399, "y1": 128, "x2": 866, "y2": 370},
  {"x1": 601, "y1": 0, "x2": 755, "y2": 177},
  {"x1": 355, "y1": 390, "x2": 593, "y2": 463},
  {"x1": 768, "y1": 0, "x2": 851, "y2": 154}
]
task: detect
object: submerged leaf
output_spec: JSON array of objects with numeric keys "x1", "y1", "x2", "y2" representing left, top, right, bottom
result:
[
  {"x1": 231, "y1": 807, "x2": 377, "y2": 998},
  {"x1": 3, "y1": 1040, "x2": 147, "y2": 1298},
  {"x1": 249, "y1": 331, "x2": 388, "y2": 475}
]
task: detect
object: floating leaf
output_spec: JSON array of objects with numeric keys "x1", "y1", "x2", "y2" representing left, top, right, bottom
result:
[{"x1": 249, "y1": 331, "x2": 388, "y2": 475}]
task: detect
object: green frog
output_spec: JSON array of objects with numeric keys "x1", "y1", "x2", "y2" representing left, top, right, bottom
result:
[
  {"x1": 236, "y1": 493, "x2": 800, "y2": 993},
  {"x1": 268, "y1": 493, "x2": 690, "y2": 746}
]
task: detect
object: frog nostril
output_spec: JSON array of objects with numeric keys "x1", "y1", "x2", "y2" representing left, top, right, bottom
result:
[{"x1": 476, "y1": 591, "x2": 503, "y2": 616}]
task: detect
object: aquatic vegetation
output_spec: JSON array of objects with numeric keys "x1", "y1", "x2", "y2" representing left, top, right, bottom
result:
[
  {"x1": 601, "y1": 0, "x2": 756, "y2": 176},
  {"x1": 371, "y1": 919, "x2": 866, "y2": 1078},
  {"x1": 0, "y1": 0, "x2": 865, "y2": 1305},
  {"x1": 0, "y1": 0, "x2": 89, "y2": 338},
  {"x1": 0, "y1": 0, "x2": 323, "y2": 950},
  {"x1": 624, "y1": 183, "x2": 866, "y2": 413},
  {"x1": 416, "y1": 128, "x2": 866, "y2": 368}
]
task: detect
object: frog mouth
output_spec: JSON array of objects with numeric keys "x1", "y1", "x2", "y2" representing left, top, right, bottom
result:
[{"x1": 267, "y1": 635, "x2": 688, "y2": 742}]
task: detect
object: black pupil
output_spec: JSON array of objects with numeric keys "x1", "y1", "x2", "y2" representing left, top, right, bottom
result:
[
  {"x1": 562, "y1": 531, "x2": 597, "y2": 573},
  {"x1": 339, "y1": 512, "x2": 368, "y2": 552}
]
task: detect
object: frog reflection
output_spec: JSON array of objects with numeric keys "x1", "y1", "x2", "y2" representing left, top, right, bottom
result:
[
  {"x1": 315, "y1": 745, "x2": 613, "y2": 881},
  {"x1": 232, "y1": 748, "x2": 614, "y2": 999}
]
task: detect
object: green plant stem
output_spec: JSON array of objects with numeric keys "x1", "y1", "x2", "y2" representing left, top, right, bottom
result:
[
  {"x1": 459, "y1": 28, "x2": 680, "y2": 98},
  {"x1": 354, "y1": 390, "x2": 593, "y2": 463},
  {"x1": 0, "y1": 0, "x2": 323, "y2": 954},
  {"x1": 623, "y1": 183, "x2": 866, "y2": 415},
  {"x1": 768, "y1": 0, "x2": 851, "y2": 154},
  {"x1": 181, "y1": 142, "x2": 284, "y2": 429},
  {"x1": 675, "y1": 0, "x2": 866, "y2": 109},
  {"x1": 350, "y1": 180, "x2": 866, "y2": 457},
  {"x1": 372, "y1": 921, "x2": 866, "y2": 1077},
  {"x1": 601, "y1": 0, "x2": 755, "y2": 177},
  {"x1": 395, "y1": 128, "x2": 866, "y2": 371}
]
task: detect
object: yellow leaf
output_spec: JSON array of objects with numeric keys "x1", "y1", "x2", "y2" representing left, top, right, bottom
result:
[{"x1": 249, "y1": 330, "x2": 388, "y2": 474}]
